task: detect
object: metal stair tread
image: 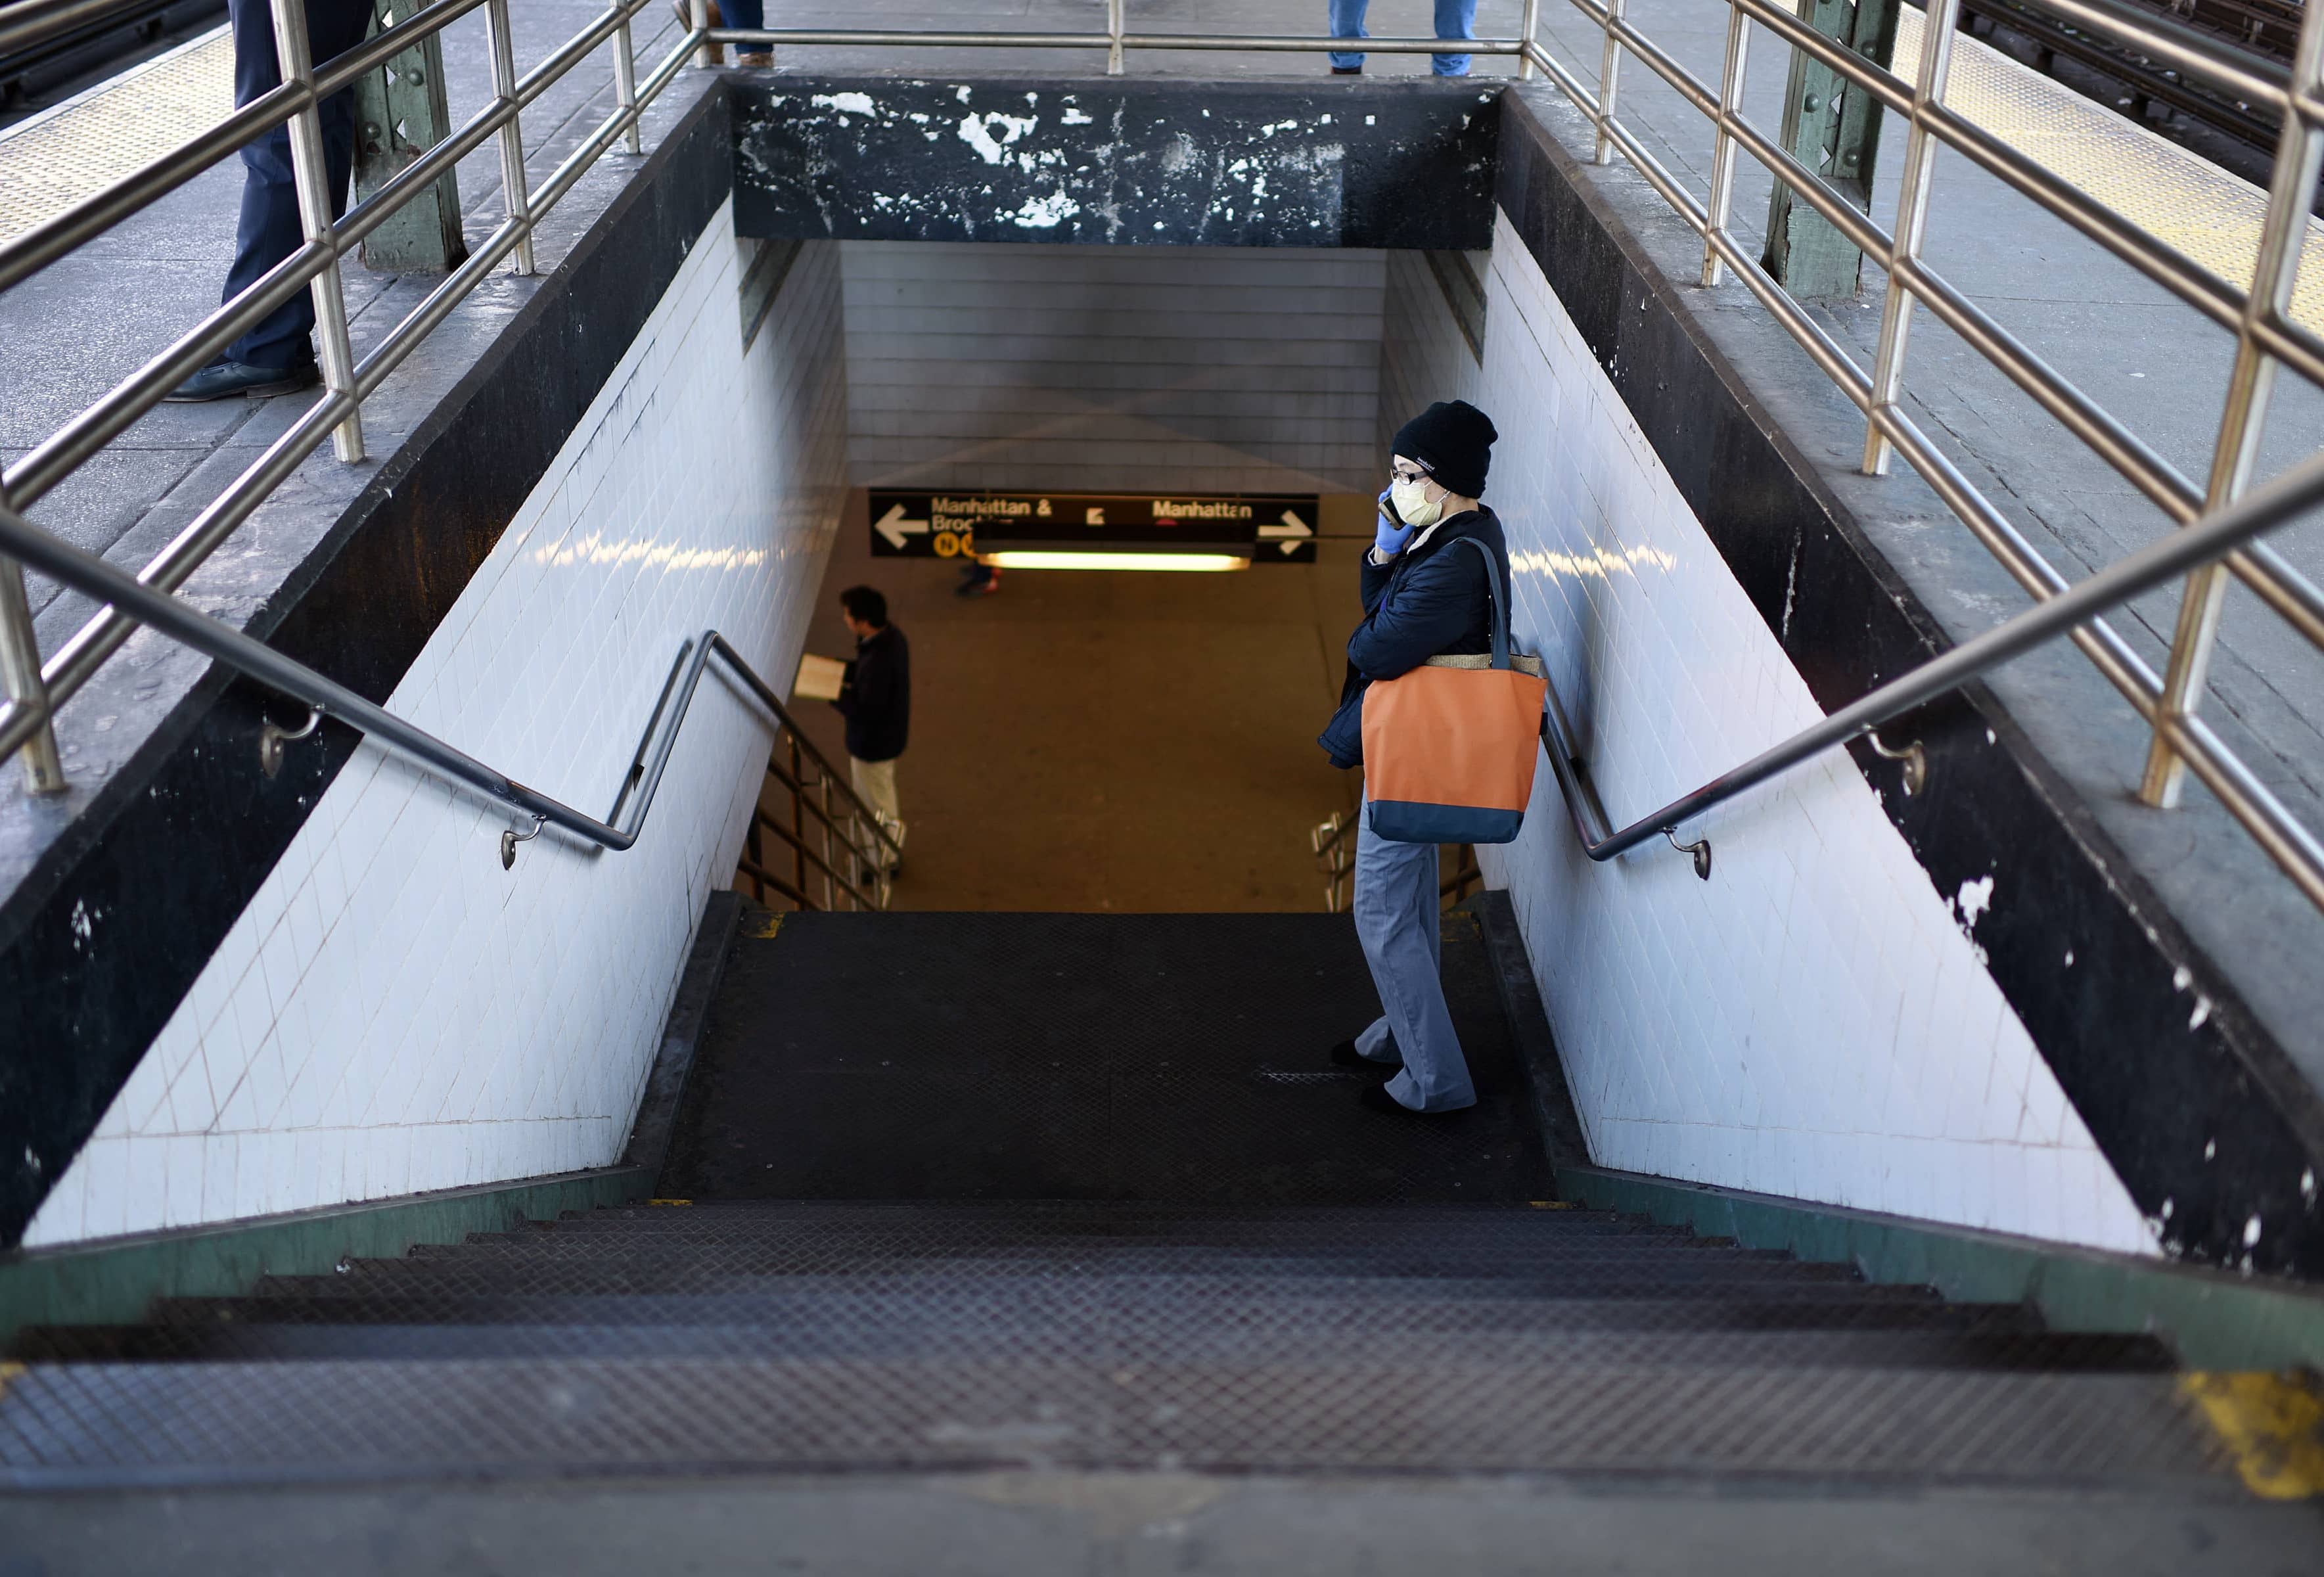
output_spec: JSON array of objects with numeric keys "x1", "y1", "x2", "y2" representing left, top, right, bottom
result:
[
  {"x1": 12, "y1": 1321, "x2": 2176, "y2": 1371},
  {"x1": 0, "y1": 1354, "x2": 2229, "y2": 1486}
]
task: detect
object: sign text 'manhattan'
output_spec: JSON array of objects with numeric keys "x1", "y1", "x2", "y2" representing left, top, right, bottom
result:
[{"x1": 928, "y1": 495, "x2": 1260, "y2": 521}]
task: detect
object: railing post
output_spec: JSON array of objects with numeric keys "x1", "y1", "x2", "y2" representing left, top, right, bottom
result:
[
  {"x1": 269, "y1": 0, "x2": 365, "y2": 462},
  {"x1": 1858, "y1": 0, "x2": 1960, "y2": 475},
  {"x1": 485, "y1": 0, "x2": 536, "y2": 276},
  {"x1": 1700, "y1": 0, "x2": 1754, "y2": 287},
  {"x1": 1106, "y1": 0, "x2": 1124, "y2": 74},
  {"x1": 0, "y1": 512, "x2": 65, "y2": 794},
  {"x1": 614, "y1": 1, "x2": 643, "y2": 154},
  {"x1": 1518, "y1": 0, "x2": 1541, "y2": 80},
  {"x1": 827, "y1": 771, "x2": 846, "y2": 905},
  {"x1": 1595, "y1": 0, "x2": 1624, "y2": 164},
  {"x1": 2139, "y1": 1, "x2": 2324, "y2": 807},
  {"x1": 690, "y1": 0, "x2": 714, "y2": 68},
  {"x1": 788, "y1": 734, "x2": 806, "y2": 898}
]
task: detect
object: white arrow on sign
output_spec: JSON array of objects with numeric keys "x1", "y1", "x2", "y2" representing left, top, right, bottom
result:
[
  {"x1": 1258, "y1": 508, "x2": 1313, "y2": 557},
  {"x1": 875, "y1": 503, "x2": 931, "y2": 550}
]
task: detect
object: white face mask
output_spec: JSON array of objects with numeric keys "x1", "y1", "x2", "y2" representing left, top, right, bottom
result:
[{"x1": 1390, "y1": 476, "x2": 1443, "y2": 528}]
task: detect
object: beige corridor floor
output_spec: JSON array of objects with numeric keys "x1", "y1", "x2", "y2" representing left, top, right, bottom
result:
[{"x1": 767, "y1": 490, "x2": 1380, "y2": 912}]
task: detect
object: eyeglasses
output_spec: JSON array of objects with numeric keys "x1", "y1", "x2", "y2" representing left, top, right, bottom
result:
[{"x1": 1390, "y1": 463, "x2": 1430, "y2": 485}]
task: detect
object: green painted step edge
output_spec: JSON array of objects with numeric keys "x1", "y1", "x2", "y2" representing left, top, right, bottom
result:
[
  {"x1": 0, "y1": 1165, "x2": 651, "y2": 1347},
  {"x1": 1562, "y1": 1164, "x2": 2324, "y2": 1371}
]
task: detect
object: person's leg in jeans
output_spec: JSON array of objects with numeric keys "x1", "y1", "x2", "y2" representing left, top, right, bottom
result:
[
  {"x1": 220, "y1": 0, "x2": 367, "y2": 369},
  {"x1": 720, "y1": 0, "x2": 771, "y2": 64},
  {"x1": 1351, "y1": 809, "x2": 1476, "y2": 1111},
  {"x1": 1432, "y1": 0, "x2": 1479, "y2": 74},
  {"x1": 1328, "y1": 0, "x2": 1369, "y2": 71},
  {"x1": 848, "y1": 755, "x2": 905, "y2": 871}
]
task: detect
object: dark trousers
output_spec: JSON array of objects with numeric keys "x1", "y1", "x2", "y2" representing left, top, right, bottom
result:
[{"x1": 223, "y1": 0, "x2": 371, "y2": 369}]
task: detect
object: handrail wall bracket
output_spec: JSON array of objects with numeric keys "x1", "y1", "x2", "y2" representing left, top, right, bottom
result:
[
  {"x1": 257, "y1": 704, "x2": 324, "y2": 780},
  {"x1": 1865, "y1": 730, "x2": 1929, "y2": 796}
]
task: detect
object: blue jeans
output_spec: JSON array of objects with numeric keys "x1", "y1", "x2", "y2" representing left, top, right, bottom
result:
[
  {"x1": 223, "y1": 0, "x2": 368, "y2": 369},
  {"x1": 1329, "y1": 0, "x2": 1480, "y2": 74},
  {"x1": 1350, "y1": 806, "x2": 1477, "y2": 1111}
]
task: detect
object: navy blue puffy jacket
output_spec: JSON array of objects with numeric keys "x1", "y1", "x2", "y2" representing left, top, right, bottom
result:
[{"x1": 1317, "y1": 507, "x2": 1511, "y2": 770}]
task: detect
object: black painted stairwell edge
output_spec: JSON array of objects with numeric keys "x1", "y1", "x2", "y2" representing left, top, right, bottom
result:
[
  {"x1": 0, "y1": 86, "x2": 735, "y2": 1251},
  {"x1": 1488, "y1": 89, "x2": 2324, "y2": 1277},
  {"x1": 729, "y1": 76, "x2": 1500, "y2": 250}
]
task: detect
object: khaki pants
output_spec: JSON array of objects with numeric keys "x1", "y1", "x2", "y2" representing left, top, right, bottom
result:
[{"x1": 848, "y1": 755, "x2": 904, "y2": 869}]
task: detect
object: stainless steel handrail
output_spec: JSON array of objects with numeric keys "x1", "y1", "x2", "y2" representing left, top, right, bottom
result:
[
  {"x1": 1534, "y1": 441, "x2": 2324, "y2": 907},
  {"x1": 0, "y1": 0, "x2": 677, "y2": 779},
  {"x1": 0, "y1": 0, "x2": 2317, "y2": 921},
  {"x1": 1486, "y1": 0, "x2": 2324, "y2": 911},
  {"x1": 0, "y1": 496, "x2": 902, "y2": 876},
  {"x1": 702, "y1": 28, "x2": 1526, "y2": 54}
]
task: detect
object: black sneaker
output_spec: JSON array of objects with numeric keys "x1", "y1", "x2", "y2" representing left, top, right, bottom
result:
[
  {"x1": 1329, "y1": 1038, "x2": 1400, "y2": 1071},
  {"x1": 164, "y1": 358, "x2": 320, "y2": 403},
  {"x1": 1357, "y1": 1082, "x2": 1431, "y2": 1116},
  {"x1": 1331, "y1": 64, "x2": 1362, "y2": 74}
]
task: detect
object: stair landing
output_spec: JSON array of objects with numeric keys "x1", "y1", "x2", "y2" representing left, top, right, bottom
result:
[{"x1": 658, "y1": 910, "x2": 1553, "y2": 1204}]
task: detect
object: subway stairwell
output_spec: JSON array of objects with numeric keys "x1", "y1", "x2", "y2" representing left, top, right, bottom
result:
[{"x1": 0, "y1": 907, "x2": 2237, "y2": 1492}]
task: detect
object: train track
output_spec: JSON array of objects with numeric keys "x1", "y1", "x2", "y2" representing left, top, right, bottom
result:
[
  {"x1": 0, "y1": 0, "x2": 223, "y2": 112},
  {"x1": 1957, "y1": 0, "x2": 2313, "y2": 194}
]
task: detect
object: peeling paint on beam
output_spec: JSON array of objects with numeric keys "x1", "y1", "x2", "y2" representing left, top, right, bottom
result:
[{"x1": 731, "y1": 77, "x2": 1499, "y2": 249}]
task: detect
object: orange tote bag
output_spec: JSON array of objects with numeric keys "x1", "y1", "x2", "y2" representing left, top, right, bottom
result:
[{"x1": 1361, "y1": 537, "x2": 1546, "y2": 844}]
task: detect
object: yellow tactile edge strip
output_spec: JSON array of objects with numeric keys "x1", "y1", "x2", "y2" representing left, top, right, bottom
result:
[
  {"x1": 1895, "y1": 7, "x2": 2324, "y2": 336},
  {"x1": 0, "y1": 28, "x2": 235, "y2": 247},
  {"x1": 2180, "y1": 1371, "x2": 2324, "y2": 1499}
]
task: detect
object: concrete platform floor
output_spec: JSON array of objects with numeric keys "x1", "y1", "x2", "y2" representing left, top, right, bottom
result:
[{"x1": 773, "y1": 489, "x2": 1377, "y2": 911}]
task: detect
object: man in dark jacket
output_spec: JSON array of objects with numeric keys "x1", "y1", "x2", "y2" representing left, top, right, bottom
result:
[
  {"x1": 834, "y1": 585, "x2": 910, "y2": 871},
  {"x1": 1319, "y1": 400, "x2": 1507, "y2": 1115}
]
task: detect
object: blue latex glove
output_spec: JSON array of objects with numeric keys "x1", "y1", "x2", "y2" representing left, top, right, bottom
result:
[{"x1": 1374, "y1": 487, "x2": 1415, "y2": 557}]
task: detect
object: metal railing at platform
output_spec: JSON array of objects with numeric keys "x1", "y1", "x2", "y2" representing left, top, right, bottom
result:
[
  {"x1": 0, "y1": 0, "x2": 2320, "y2": 919},
  {"x1": 742, "y1": 727, "x2": 900, "y2": 913}
]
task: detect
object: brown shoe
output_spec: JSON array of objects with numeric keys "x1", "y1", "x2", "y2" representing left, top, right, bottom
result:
[{"x1": 737, "y1": 51, "x2": 771, "y2": 66}]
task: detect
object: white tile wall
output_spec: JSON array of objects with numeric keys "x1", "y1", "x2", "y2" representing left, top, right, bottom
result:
[
  {"x1": 842, "y1": 240, "x2": 1386, "y2": 494},
  {"x1": 1457, "y1": 212, "x2": 2157, "y2": 1256},
  {"x1": 1378, "y1": 248, "x2": 1483, "y2": 444},
  {"x1": 26, "y1": 204, "x2": 849, "y2": 1248}
]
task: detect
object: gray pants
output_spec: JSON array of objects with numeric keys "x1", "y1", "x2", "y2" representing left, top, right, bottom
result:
[{"x1": 1350, "y1": 808, "x2": 1477, "y2": 1112}]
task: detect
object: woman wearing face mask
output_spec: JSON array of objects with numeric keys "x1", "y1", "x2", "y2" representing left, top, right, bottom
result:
[{"x1": 1317, "y1": 399, "x2": 1507, "y2": 1116}]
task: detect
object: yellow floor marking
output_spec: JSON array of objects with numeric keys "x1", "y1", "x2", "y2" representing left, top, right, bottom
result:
[
  {"x1": 746, "y1": 912, "x2": 785, "y2": 940},
  {"x1": 0, "y1": 29, "x2": 236, "y2": 248},
  {"x1": 647, "y1": 1198, "x2": 695, "y2": 1206},
  {"x1": 1527, "y1": 1200, "x2": 1579, "y2": 1209},
  {"x1": 2179, "y1": 1371, "x2": 2324, "y2": 1499},
  {"x1": 0, "y1": 1361, "x2": 25, "y2": 1399},
  {"x1": 1894, "y1": 9, "x2": 2324, "y2": 336}
]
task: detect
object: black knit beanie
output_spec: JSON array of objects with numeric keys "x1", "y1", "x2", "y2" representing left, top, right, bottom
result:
[{"x1": 1391, "y1": 400, "x2": 1498, "y2": 499}]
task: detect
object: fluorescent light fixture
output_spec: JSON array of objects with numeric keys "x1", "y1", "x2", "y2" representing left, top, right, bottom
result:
[{"x1": 979, "y1": 551, "x2": 1251, "y2": 573}]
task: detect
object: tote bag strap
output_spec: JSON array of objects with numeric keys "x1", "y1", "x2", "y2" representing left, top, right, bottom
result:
[{"x1": 1453, "y1": 534, "x2": 1511, "y2": 671}]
